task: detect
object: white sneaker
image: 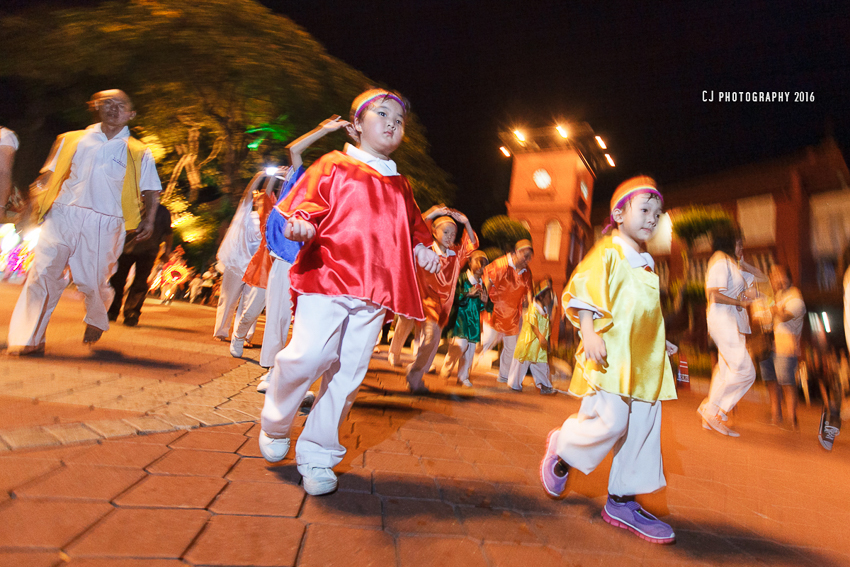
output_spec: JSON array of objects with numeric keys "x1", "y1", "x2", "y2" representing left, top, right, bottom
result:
[
  {"x1": 230, "y1": 337, "x2": 244, "y2": 358},
  {"x1": 297, "y1": 464, "x2": 338, "y2": 495},
  {"x1": 258, "y1": 432, "x2": 290, "y2": 462},
  {"x1": 387, "y1": 353, "x2": 402, "y2": 367},
  {"x1": 256, "y1": 371, "x2": 271, "y2": 394},
  {"x1": 457, "y1": 377, "x2": 473, "y2": 388}
]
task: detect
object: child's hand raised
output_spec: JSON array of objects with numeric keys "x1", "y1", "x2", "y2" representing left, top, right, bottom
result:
[
  {"x1": 415, "y1": 245, "x2": 441, "y2": 274},
  {"x1": 284, "y1": 218, "x2": 316, "y2": 242}
]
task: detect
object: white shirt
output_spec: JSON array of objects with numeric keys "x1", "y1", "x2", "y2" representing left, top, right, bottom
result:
[
  {"x1": 344, "y1": 143, "x2": 399, "y2": 177},
  {"x1": 705, "y1": 251, "x2": 754, "y2": 334},
  {"x1": 0, "y1": 128, "x2": 19, "y2": 150},
  {"x1": 46, "y1": 124, "x2": 161, "y2": 218},
  {"x1": 507, "y1": 253, "x2": 528, "y2": 274},
  {"x1": 773, "y1": 287, "x2": 806, "y2": 353}
]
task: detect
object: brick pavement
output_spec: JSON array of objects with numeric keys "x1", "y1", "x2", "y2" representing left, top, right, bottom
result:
[{"x1": 0, "y1": 283, "x2": 849, "y2": 566}]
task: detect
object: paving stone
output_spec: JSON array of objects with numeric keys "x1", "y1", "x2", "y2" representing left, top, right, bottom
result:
[
  {"x1": 0, "y1": 426, "x2": 62, "y2": 450},
  {"x1": 147, "y1": 412, "x2": 201, "y2": 429},
  {"x1": 235, "y1": 436, "x2": 264, "y2": 457},
  {"x1": 0, "y1": 456, "x2": 63, "y2": 494},
  {"x1": 226, "y1": 456, "x2": 301, "y2": 484},
  {"x1": 363, "y1": 452, "x2": 424, "y2": 475},
  {"x1": 67, "y1": 508, "x2": 210, "y2": 558},
  {"x1": 384, "y1": 498, "x2": 464, "y2": 535},
  {"x1": 298, "y1": 524, "x2": 396, "y2": 567},
  {"x1": 14, "y1": 463, "x2": 146, "y2": 501},
  {"x1": 373, "y1": 471, "x2": 440, "y2": 500},
  {"x1": 0, "y1": 499, "x2": 112, "y2": 548},
  {"x1": 120, "y1": 416, "x2": 174, "y2": 434},
  {"x1": 41, "y1": 423, "x2": 103, "y2": 445},
  {"x1": 146, "y1": 448, "x2": 239, "y2": 477},
  {"x1": 457, "y1": 506, "x2": 542, "y2": 544},
  {"x1": 337, "y1": 468, "x2": 373, "y2": 493},
  {"x1": 113, "y1": 474, "x2": 226, "y2": 508},
  {"x1": 405, "y1": 441, "x2": 462, "y2": 461},
  {"x1": 62, "y1": 560, "x2": 187, "y2": 567},
  {"x1": 176, "y1": 407, "x2": 234, "y2": 426},
  {"x1": 211, "y1": 407, "x2": 257, "y2": 422},
  {"x1": 168, "y1": 429, "x2": 247, "y2": 452},
  {"x1": 481, "y1": 542, "x2": 564, "y2": 567},
  {"x1": 83, "y1": 420, "x2": 140, "y2": 439},
  {"x1": 420, "y1": 457, "x2": 480, "y2": 480},
  {"x1": 208, "y1": 479, "x2": 304, "y2": 517},
  {"x1": 397, "y1": 535, "x2": 488, "y2": 567},
  {"x1": 437, "y1": 478, "x2": 511, "y2": 509},
  {"x1": 183, "y1": 515, "x2": 303, "y2": 566},
  {"x1": 64, "y1": 441, "x2": 170, "y2": 469},
  {"x1": 0, "y1": 550, "x2": 65, "y2": 567},
  {"x1": 112, "y1": 430, "x2": 186, "y2": 445},
  {"x1": 300, "y1": 491, "x2": 382, "y2": 527}
]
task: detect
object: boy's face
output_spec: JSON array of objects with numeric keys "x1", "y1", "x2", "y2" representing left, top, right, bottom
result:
[
  {"x1": 433, "y1": 221, "x2": 457, "y2": 249},
  {"x1": 514, "y1": 248, "x2": 533, "y2": 270},
  {"x1": 614, "y1": 194, "x2": 662, "y2": 245},
  {"x1": 354, "y1": 98, "x2": 405, "y2": 159},
  {"x1": 96, "y1": 90, "x2": 136, "y2": 130}
]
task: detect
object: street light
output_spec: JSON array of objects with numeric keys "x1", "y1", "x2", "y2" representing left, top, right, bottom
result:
[
  {"x1": 499, "y1": 146, "x2": 511, "y2": 157},
  {"x1": 605, "y1": 154, "x2": 615, "y2": 167},
  {"x1": 595, "y1": 136, "x2": 607, "y2": 149},
  {"x1": 513, "y1": 129, "x2": 526, "y2": 143},
  {"x1": 555, "y1": 125, "x2": 568, "y2": 138}
]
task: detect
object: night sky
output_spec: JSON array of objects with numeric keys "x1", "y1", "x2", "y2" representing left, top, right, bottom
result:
[
  {"x1": 3, "y1": 0, "x2": 848, "y2": 229},
  {"x1": 272, "y1": 0, "x2": 849, "y2": 226}
]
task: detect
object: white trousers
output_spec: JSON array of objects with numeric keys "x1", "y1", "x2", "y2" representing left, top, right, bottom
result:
[
  {"x1": 213, "y1": 267, "x2": 256, "y2": 341},
  {"x1": 232, "y1": 284, "x2": 266, "y2": 342},
  {"x1": 261, "y1": 294, "x2": 385, "y2": 468},
  {"x1": 259, "y1": 258, "x2": 292, "y2": 368},
  {"x1": 476, "y1": 323, "x2": 518, "y2": 380},
  {"x1": 707, "y1": 315, "x2": 756, "y2": 414},
  {"x1": 8, "y1": 205, "x2": 124, "y2": 347},
  {"x1": 442, "y1": 337, "x2": 477, "y2": 380},
  {"x1": 556, "y1": 389, "x2": 665, "y2": 496},
  {"x1": 406, "y1": 319, "x2": 442, "y2": 389},
  {"x1": 388, "y1": 315, "x2": 420, "y2": 360},
  {"x1": 507, "y1": 359, "x2": 552, "y2": 390}
]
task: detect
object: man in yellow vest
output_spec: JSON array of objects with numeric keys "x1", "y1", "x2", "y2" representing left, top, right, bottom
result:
[{"x1": 6, "y1": 89, "x2": 161, "y2": 355}]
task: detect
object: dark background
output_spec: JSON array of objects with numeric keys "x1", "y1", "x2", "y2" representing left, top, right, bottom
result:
[{"x1": 3, "y1": 0, "x2": 849, "y2": 228}]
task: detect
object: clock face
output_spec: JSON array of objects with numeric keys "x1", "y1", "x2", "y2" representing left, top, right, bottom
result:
[
  {"x1": 580, "y1": 180, "x2": 589, "y2": 200},
  {"x1": 533, "y1": 168, "x2": 552, "y2": 189}
]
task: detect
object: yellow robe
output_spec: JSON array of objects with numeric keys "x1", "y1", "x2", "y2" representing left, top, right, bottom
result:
[
  {"x1": 563, "y1": 236, "x2": 676, "y2": 402},
  {"x1": 513, "y1": 305, "x2": 550, "y2": 364}
]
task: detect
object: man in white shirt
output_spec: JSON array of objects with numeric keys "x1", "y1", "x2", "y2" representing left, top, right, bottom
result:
[
  {"x1": 7, "y1": 90, "x2": 162, "y2": 355},
  {"x1": 0, "y1": 126, "x2": 19, "y2": 220}
]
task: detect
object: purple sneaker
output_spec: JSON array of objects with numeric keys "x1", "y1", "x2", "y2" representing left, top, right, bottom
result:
[
  {"x1": 602, "y1": 497, "x2": 675, "y2": 544},
  {"x1": 539, "y1": 429, "x2": 568, "y2": 498}
]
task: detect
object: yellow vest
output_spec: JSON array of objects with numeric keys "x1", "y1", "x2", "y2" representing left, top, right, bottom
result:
[{"x1": 36, "y1": 130, "x2": 147, "y2": 230}]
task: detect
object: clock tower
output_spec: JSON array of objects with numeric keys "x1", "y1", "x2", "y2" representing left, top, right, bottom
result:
[{"x1": 501, "y1": 123, "x2": 609, "y2": 294}]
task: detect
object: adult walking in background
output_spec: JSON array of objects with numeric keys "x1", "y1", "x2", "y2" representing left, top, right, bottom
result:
[
  {"x1": 108, "y1": 203, "x2": 173, "y2": 326},
  {"x1": 0, "y1": 125, "x2": 18, "y2": 222},
  {"x1": 7, "y1": 90, "x2": 161, "y2": 354},
  {"x1": 699, "y1": 229, "x2": 766, "y2": 436}
]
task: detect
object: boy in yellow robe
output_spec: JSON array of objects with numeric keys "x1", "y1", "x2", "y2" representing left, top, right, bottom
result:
[{"x1": 539, "y1": 176, "x2": 678, "y2": 545}]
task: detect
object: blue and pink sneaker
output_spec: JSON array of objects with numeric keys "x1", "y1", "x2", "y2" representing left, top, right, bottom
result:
[
  {"x1": 601, "y1": 497, "x2": 676, "y2": 544},
  {"x1": 539, "y1": 429, "x2": 568, "y2": 498}
]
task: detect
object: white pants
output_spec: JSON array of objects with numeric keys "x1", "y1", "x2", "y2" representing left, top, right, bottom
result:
[
  {"x1": 442, "y1": 337, "x2": 477, "y2": 380},
  {"x1": 8, "y1": 205, "x2": 124, "y2": 347},
  {"x1": 406, "y1": 320, "x2": 442, "y2": 389},
  {"x1": 232, "y1": 284, "x2": 266, "y2": 342},
  {"x1": 388, "y1": 315, "x2": 420, "y2": 360},
  {"x1": 259, "y1": 258, "x2": 292, "y2": 368},
  {"x1": 707, "y1": 314, "x2": 756, "y2": 414},
  {"x1": 213, "y1": 268, "x2": 256, "y2": 341},
  {"x1": 507, "y1": 359, "x2": 552, "y2": 390},
  {"x1": 261, "y1": 294, "x2": 385, "y2": 468},
  {"x1": 476, "y1": 323, "x2": 518, "y2": 380},
  {"x1": 556, "y1": 389, "x2": 665, "y2": 496}
]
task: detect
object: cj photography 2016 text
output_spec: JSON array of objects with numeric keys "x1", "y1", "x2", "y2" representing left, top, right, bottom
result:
[{"x1": 702, "y1": 91, "x2": 814, "y2": 102}]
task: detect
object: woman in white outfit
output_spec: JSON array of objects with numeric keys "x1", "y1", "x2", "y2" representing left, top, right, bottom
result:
[{"x1": 700, "y1": 230, "x2": 766, "y2": 436}]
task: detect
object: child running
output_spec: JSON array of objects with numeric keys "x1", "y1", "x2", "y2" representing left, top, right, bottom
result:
[
  {"x1": 507, "y1": 279, "x2": 556, "y2": 394},
  {"x1": 440, "y1": 250, "x2": 489, "y2": 387},
  {"x1": 258, "y1": 89, "x2": 440, "y2": 495},
  {"x1": 540, "y1": 176, "x2": 678, "y2": 544},
  {"x1": 405, "y1": 206, "x2": 478, "y2": 393}
]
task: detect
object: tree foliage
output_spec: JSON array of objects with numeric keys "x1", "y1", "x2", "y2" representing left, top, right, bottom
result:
[
  {"x1": 481, "y1": 215, "x2": 531, "y2": 253},
  {"x1": 0, "y1": 0, "x2": 454, "y2": 258},
  {"x1": 670, "y1": 206, "x2": 734, "y2": 249}
]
